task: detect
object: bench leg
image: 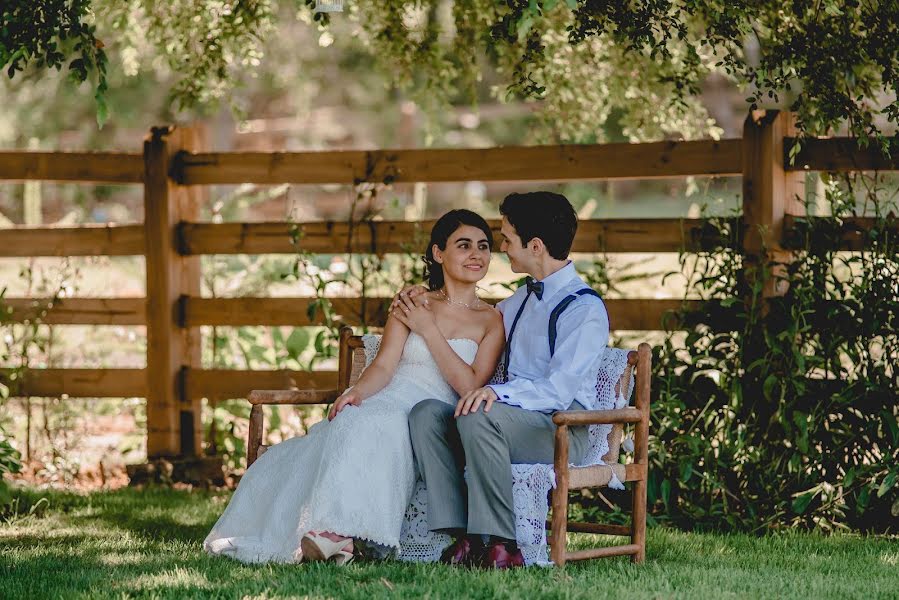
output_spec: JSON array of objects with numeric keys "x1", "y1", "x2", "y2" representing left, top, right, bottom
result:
[
  {"x1": 631, "y1": 343, "x2": 651, "y2": 564},
  {"x1": 550, "y1": 424, "x2": 570, "y2": 566},
  {"x1": 630, "y1": 476, "x2": 646, "y2": 563},
  {"x1": 247, "y1": 404, "x2": 263, "y2": 468}
]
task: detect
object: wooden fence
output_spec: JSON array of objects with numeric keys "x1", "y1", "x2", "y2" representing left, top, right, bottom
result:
[{"x1": 1, "y1": 111, "x2": 897, "y2": 460}]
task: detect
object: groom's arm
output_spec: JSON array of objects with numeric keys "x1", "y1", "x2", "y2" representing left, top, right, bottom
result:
[{"x1": 488, "y1": 301, "x2": 609, "y2": 413}]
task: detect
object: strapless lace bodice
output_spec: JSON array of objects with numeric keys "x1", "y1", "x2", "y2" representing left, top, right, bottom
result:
[{"x1": 363, "y1": 332, "x2": 479, "y2": 406}]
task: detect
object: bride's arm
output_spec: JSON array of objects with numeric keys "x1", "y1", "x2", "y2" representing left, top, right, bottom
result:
[
  {"x1": 421, "y1": 309, "x2": 505, "y2": 396},
  {"x1": 328, "y1": 314, "x2": 409, "y2": 420}
]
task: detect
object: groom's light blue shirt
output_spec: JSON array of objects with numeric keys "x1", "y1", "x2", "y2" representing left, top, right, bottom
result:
[{"x1": 489, "y1": 261, "x2": 610, "y2": 413}]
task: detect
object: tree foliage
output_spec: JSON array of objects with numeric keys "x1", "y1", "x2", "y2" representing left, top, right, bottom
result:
[
  {"x1": 102, "y1": 1, "x2": 275, "y2": 111},
  {"x1": 5, "y1": 1, "x2": 898, "y2": 141},
  {"x1": 1, "y1": 0, "x2": 108, "y2": 125},
  {"x1": 498, "y1": 0, "x2": 899, "y2": 142}
]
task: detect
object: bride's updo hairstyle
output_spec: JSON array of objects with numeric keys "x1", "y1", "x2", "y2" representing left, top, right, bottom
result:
[{"x1": 422, "y1": 209, "x2": 494, "y2": 291}]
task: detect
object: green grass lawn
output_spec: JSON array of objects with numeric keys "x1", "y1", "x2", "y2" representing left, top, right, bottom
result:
[{"x1": 1, "y1": 486, "x2": 897, "y2": 599}]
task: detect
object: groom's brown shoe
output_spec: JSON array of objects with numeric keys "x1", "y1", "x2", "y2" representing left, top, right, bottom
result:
[
  {"x1": 439, "y1": 537, "x2": 474, "y2": 566},
  {"x1": 479, "y1": 541, "x2": 525, "y2": 569}
]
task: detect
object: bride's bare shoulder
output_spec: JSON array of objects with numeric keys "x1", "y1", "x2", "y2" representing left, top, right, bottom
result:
[{"x1": 476, "y1": 302, "x2": 503, "y2": 327}]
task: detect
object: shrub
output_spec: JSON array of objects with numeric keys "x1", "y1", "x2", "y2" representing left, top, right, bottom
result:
[{"x1": 650, "y1": 174, "x2": 898, "y2": 532}]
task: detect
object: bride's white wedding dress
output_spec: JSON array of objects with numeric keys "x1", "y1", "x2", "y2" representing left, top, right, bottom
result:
[{"x1": 204, "y1": 332, "x2": 478, "y2": 563}]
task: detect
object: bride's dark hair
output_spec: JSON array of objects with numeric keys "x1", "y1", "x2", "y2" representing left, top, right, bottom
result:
[{"x1": 422, "y1": 209, "x2": 494, "y2": 291}]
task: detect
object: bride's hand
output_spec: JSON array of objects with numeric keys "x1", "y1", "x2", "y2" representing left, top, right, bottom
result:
[
  {"x1": 391, "y1": 293, "x2": 437, "y2": 336},
  {"x1": 328, "y1": 390, "x2": 362, "y2": 420},
  {"x1": 455, "y1": 386, "x2": 498, "y2": 417}
]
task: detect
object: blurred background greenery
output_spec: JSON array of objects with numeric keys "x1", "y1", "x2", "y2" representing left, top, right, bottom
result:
[{"x1": 1, "y1": 1, "x2": 896, "y2": 531}]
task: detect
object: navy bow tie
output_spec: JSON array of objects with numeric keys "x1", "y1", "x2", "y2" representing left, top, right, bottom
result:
[{"x1": 525, "y1": 277, "x2": 544, "y2": 300}]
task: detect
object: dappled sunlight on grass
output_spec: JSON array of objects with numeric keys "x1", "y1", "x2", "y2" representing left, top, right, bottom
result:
[
  {"x1": 129, "y1": 567, "x2": 215, "y2": 593},
  {"x1": 98, "y1": 551, "x2": 149, "y2": 567},
  {"x1": 2, "y1": 486, "x2": 897, "y2": 599}
]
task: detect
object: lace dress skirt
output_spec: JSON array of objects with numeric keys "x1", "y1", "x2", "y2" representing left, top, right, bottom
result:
[{"x1": 204, "y1": 334, "x2": 478, "y2": 563}]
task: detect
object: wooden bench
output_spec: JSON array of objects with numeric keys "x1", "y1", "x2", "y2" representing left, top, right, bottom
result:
[{"x1": 247, "y1": 326, "x2": 651, "y2": 566}]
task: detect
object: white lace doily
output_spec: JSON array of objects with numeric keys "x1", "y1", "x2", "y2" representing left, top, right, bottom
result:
[{"x1": 356, "y1": 334, "x2": 637, "y2": 566}]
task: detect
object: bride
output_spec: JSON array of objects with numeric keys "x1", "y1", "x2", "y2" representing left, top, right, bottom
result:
[{"x1": 204, "y1": 209, "x2": 505, "y2": 564}]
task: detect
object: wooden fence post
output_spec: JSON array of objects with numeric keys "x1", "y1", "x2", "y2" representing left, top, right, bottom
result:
[
  {"x1": 144, "y1": 125, "x2": 205, "y2": 459},
  {"x1": 740, "y1": 110, "x2": 806, "y2": 418},
  {"x1": 741, "y1": 110, "x2": 806, "y2": 297}
]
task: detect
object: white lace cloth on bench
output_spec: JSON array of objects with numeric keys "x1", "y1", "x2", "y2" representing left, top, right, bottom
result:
[{"x1": 355, "y1": 334, "x2": 636, "y2": 566}]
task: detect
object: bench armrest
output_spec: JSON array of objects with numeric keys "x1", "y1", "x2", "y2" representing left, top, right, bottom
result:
[
  {"x1": 552, "y1": 407, "x2": 643, "y2": 426},
  {"x1": 248, "y1": 389, "x2": 340, "y2": 405}
]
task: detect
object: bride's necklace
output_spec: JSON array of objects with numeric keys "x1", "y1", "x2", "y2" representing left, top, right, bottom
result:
[{"x1": 439, "y1": 288, "x2": 482, "y2": 310}]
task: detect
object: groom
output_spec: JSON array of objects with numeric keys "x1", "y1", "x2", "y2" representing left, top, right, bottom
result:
[{"x1": 406, "y1": 191, "x2": 610, "y2": 568}]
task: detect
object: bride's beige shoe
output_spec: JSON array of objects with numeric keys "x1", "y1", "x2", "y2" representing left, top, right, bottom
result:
[{"x1": 300, "y1": 532, "x2": 354, "y2": 566}]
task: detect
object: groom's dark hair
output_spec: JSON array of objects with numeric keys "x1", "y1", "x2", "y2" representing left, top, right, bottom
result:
[{"x1": 500, "y1": 191, "x2": 578, "y2": 260}]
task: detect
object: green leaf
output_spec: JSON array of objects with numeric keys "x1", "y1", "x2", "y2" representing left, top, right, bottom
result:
[
  {"x1": 792, "y1": 490, "x2": 815, "y2": 514},
  {"x1": 661, "y1": 479, "x2": 671, "y2": 508},
  {"x1": 271, "y1": 327, "x2": 285, "y2": 350},
  {"x1": 792, "y1": 411, "x2": 809, "y2": 453},
  {"x1": 788, "y1": 139, "x2": 802, "y2": 162},
  {"x1": 248, "y1": 344, "x2": 269, "y2": 363},
  {"x1": 0, "y1": 481, "x2": 13, "y2": 508},
  {"x1": 94, "y1": 93, "x2": 108, "y2": 129},
  {"x1": 843, "y1": 468, "x2": 856, "y2": 488},
  {"x1": 306, "y1": 301, "x2": 319, "y2": 322},
  {"x1": 286, "y1": 328, "x2": 310, "y2": 360},
  {"x1": 857, "y1": 487, "x2": 870, "y2": 513},
  {"x1": 762, "y1": 374, "x2": 778, "y2": 401},
  {"x1": 516, "y1": 14, "x2": 534, "y2": 41},
  {"x1": 679, "y1": 462, "x2": 693, "y2": 483},
  {"x1": 881, "y1": 410, "x2": 899, "y2": 443},
  {"x1": 877, "y1": 472, "x2": 897, "y2": 498}
]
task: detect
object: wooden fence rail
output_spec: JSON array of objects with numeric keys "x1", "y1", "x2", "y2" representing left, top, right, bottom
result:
[
  {"x1": 176, "y1": 139, "x2": 744, "y2": 185},
  {"x1": 0, "y1": 224, "x2": 145, "y2": 256},
  {"x1": 787, "y1": 138, "x2": 899, "y2": 172},
  {"x1": 5, "y1": 296, "x2": 695, "y2": 331},
  {"x1": 2, "y1": 111, "x2": 897, "y2": 460},
  {"x1": 183, "y1": 217, "x2": 727, "y2": 254},
  {"x1": 5, "y1": 297, "x2": 145, "y2": 325},
  {"x1": 2, "y1": 367, "x2": 333, "y2": 399},
  {"x1": 0, "y1": 216, "x2": 888, "y2": 259},
  {"x1": 0, "y1": 151, "x2": 145, "y2": 183}
]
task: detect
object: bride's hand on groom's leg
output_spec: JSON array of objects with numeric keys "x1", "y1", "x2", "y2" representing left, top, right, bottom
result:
[{"x1": 454, "y1": 386, "x2": 498, "y2": 418}]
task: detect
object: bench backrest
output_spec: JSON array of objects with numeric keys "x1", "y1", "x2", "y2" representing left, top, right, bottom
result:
[
  {"x1": 338, "y1": 327, "x2": 637, "y2": 466},
  {"x1": 337, "y1": 327, "x2": 368, "y2": 394}
]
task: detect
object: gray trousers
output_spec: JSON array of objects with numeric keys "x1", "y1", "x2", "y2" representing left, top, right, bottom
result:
[{"x1": 408, "y1": 399, "x2": 589, "y2": 541}]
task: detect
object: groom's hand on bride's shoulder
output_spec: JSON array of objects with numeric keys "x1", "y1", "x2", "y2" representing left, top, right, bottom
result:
[
  {"x1": 390, "y1": 284, "x2": 429, "y2": 311},
  {"x1": 328, "y1": 391, "x2": 362, "y2": 421},
  {"x1": 455, "y1": 386, "x2": 498, "y2": 418}
]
